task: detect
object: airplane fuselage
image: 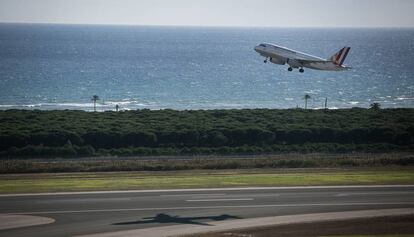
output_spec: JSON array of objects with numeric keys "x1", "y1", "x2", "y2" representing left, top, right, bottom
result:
[{"x1": 254, "y1": 43, "x2": 350, "y2": 72}]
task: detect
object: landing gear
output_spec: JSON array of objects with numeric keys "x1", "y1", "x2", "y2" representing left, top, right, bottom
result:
[
  {"x1": 288, "y1": 67, "x2": 293, "y2": 72},
  {"x1": 299, "y1": 68, "x2": 304, "y2": 73},
  {"x1": 264, "y1": 58, "x2": 268, "y2": 63}
]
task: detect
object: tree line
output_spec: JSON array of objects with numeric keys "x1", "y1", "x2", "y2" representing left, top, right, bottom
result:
[{"x1": 0, "y1": 108, "x2": 413, "y2": 157}]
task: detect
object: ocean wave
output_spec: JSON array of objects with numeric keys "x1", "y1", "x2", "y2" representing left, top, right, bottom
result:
[
  {"x1": 103, "y1": 101, "x2": 143, "y2": 106},
  {"x1": 0, "y1": 101, "x2": 149, "y2": 111},
  {"x1": 396, "y1": 97, "x2": 414, "y2": 101}
]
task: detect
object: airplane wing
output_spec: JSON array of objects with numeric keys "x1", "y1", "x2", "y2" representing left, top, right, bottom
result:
[
  {"x1": 301, "y1": 47, "x2": 351, "y2": 70},
  {"x1": 297, "y1": 59, "x2": 329, "y2": 63},
  {"x1": 301, "y1": 60, "x2": 351, "y2": 71},
  {"x1": 273, "y1": 49, "x2": 326, "y2": 62},
  {"x1": 293, "y1": 47, "x2": 351, "y2": 65}
]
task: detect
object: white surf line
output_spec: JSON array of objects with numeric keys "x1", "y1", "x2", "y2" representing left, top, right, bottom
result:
[
  {"x1": 186, "y1": 198, "x2": 254, "y2": 202},
  {"x1": 2, "y1": 185, "x2": 414, "y2": 197},
  {"x1": 5, "y1": 202, "x2": 414, "y2": 215}
]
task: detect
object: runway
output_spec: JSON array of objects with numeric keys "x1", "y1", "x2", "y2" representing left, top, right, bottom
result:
[{"x1": 1, "y1": 185, "x2": 414, "y2": 237}]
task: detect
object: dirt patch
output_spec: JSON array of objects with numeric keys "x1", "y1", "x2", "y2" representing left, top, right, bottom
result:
[{"x1": 195, "y1": 215, "x2": 414, "y2": 237}]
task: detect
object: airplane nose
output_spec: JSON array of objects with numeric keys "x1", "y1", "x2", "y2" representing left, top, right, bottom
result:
[{"x1": 254, "y1": 46, "x2": 260, "y2": 52}]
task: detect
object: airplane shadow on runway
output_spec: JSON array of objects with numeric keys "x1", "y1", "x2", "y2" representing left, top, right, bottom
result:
[{"x1": 113, "y1": 213, "x2": 242, "y2": 226}]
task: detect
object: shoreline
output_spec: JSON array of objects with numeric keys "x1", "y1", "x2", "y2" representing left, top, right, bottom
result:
[{"x1": 1, "y1": 105, "x2": 414, "y2": 111}]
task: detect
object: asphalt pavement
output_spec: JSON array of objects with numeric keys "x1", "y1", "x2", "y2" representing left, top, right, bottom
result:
[{"x1": 1, "y1": 185, "x2": 414, "y2": 237}]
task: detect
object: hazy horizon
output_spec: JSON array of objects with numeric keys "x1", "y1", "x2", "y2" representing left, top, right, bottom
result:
[
  {"x1": 1, "y1": 22, "x2": 414, "y2": 29},
  {"x1": 0, "y1": 0, "x2": 413, "y2": 28}
]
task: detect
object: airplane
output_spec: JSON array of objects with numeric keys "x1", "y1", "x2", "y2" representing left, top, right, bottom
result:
[{"x1": 254, "y1": 43, "x2": 351, "y2": 73}]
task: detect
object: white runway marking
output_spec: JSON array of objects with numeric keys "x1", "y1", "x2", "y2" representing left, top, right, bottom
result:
[
  {"x1": 334, "y1": 191, "x2": 414, "y2": 197},
  {"x1": 6, "y1": 202, "x2": 414, "y2": 215},
  {"x1": 236, "y1": 194, "x2": 280, "y2": 198},
  {"x1": 186, "y1": 198, "x2": 254, "y2": 202},
  {"x1": 336, "y1": 193, "x2": 350, "y2": 197},
  {"x1": 160, "y1": 193, "x2": 227, "y2": 197},
  {"x1": 35, "y1": 198, "x2": 131, "y2": 204}
]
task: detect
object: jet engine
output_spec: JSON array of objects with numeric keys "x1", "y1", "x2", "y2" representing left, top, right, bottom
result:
[
  {"x1": 286, "y1": 58, "x2": 302, "y2": 68},
  {"x1": 270, "y1": 57, "x2": 286, "y2": 65}
]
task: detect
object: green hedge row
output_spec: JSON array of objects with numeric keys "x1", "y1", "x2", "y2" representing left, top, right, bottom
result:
[
  {"x1": 2, "y1": 154, "x2": 414, "y2": 173},
  {"x1": 1, "y1": 143, "x2": 413, "y2": 158},
  {"x1": 0, "y1": 108, "x2": 413, "y2": 157}
]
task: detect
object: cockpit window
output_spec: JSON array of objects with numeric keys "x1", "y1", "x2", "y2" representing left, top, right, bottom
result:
[{"x1": 259, "y1": 44, "x2": 266, "y2": 47}]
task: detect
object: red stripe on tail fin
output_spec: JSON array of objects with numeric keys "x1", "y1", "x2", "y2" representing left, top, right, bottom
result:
[
  {"x1": 335, "y1": 48, "x2": 344, "y2": 64},
  {"x1": 339, "y1": 47, "x2": 350, "y2": 65},
  {"x1": 330, "y1": 47, "x2": 351, "y2": 66}
]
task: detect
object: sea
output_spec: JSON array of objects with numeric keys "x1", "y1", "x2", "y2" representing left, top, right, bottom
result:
[{"x1": 0, "y1": 23, "x2": 413, "y2": 111}]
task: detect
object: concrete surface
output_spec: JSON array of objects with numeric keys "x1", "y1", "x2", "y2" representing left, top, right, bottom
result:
[
  {"x1": 0, "y1": 214, "x2": 55, "y2": 230},
  {"x1": 1, "y1": 185, "x2": 413, "y2": 237},
  {"x1": 77, "y1": 208, "x2": 414, "y2": 237}
]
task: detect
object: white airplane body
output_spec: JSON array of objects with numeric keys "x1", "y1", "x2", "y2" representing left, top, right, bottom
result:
[{"x1": 254, "y1": 43, "x2": 351, "y2": 73}]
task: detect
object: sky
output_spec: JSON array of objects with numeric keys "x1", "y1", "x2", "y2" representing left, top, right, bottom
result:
[{"x1": 0, "y1": 0, "x2": 413, "y2": 27}]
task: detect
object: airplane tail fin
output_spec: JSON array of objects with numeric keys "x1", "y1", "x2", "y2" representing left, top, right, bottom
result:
[{"x1": 329, "y1": 47, "x2": 351, "y2": 66}]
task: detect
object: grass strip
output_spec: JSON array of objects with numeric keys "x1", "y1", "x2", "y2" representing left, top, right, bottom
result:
[
  {"x1": 2, "y1": 153, "x2": 413, "y2": 174},
  {"x1": 0, "y1": 169, "x2": 414, "y2": 194}
]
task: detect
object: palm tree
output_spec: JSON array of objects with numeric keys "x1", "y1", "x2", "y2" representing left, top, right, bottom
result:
[
  {"x1": 91, "y1": 95, "x2": 100, "y2": 112},
  {"x1": 370, "y1": 102, "x2": 381, "y2": 110},
  {"x1": 304, "y1": 94, "x2": 311, "y2": 109}
]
